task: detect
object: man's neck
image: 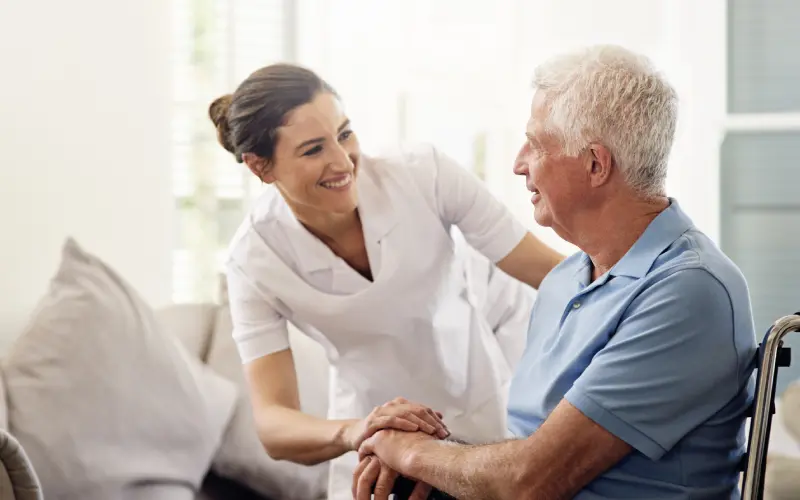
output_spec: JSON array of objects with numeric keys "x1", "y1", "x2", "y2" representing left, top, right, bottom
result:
[{"x1": 574, "y1": 196, "x2": 670, "y2": 281}]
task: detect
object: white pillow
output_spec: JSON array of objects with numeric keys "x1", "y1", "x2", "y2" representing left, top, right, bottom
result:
[
  {"x1": 1, "y1": 238, "x2": 238, "y2": 498},
  {"x1": 205, "y1": 275, "x2": 329, "y2": 500}
]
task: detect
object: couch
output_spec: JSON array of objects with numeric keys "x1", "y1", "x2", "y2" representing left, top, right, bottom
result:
[
  {"x1": 2, "y1": 237, "x2": 800, "y2": 499},
  {"x1": 0, "y1": 239, "x2": 331, "y2": 499}
]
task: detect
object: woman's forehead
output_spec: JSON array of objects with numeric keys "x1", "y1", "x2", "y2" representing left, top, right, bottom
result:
[{"x1": 284, "y1": 93, "x2": 346, "y2": 132}]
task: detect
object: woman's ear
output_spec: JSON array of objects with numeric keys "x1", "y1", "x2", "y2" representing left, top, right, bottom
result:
[
  {"x1": 587, "y1": 143, "x2": 613, "y2": 188},
  {"x1": 242, "y1": 153, "x2": 275, "y2": 183}
]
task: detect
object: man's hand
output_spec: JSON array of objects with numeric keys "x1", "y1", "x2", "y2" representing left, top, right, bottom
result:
[
  {"x1": 359, "y1": 429, "x2": 438, "y2": 472},
  {"x1": 352, "y1": 454, "x2": 432, "y2": 500}
]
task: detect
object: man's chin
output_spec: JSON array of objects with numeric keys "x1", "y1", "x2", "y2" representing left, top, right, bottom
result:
[{"x1": 533, "y1": 210, "x2": 551, "y2": 228}]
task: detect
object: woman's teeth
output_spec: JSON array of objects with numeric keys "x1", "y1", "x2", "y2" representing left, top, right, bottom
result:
[{"x1": 321, "y1": 175, "x2": 351, "y2": 189}]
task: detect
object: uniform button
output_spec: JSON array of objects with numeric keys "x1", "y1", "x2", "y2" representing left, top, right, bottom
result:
[{"x1": 572, "y1": 302, "x2": 581, "y2": 309}]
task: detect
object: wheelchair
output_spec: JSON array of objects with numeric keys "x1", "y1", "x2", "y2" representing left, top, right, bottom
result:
[{"x1": 741, "y1": 312, "x2": 800, "y2": 500}]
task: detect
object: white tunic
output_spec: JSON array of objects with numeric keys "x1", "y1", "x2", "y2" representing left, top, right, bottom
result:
[{"x1": 226, "y1": 143, "x2": 530, "y2": 500}]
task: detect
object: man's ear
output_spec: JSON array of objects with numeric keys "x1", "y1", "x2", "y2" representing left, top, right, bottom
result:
[
  {"x1": 587, "y1": 143, "x2": 613, "y2": 188},
  {"x1": 242, "y1": 153, "x2": 275, "y2": 183}
]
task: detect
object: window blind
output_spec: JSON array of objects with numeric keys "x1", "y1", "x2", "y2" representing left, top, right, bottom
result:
[{"x1": 170, "y1": 0, "x2": 289, "y2": 303}]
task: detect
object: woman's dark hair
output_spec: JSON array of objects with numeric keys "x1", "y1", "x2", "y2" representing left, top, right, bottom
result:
[{"x1": 208, "y1": 63, "x2": 338, "y2": 163}]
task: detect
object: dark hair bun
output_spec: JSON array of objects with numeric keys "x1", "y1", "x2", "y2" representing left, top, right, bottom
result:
[{"x1": 208, "y1": 94, "x2": 241, "y2": 162}]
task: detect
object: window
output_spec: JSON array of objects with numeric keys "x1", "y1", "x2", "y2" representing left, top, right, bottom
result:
[
  {"x1": 722, "y1": 0, "x2": 800, "y2": 394},
  {"x1": 171, "y1": 0, "x2": 293, "y2": 302}
]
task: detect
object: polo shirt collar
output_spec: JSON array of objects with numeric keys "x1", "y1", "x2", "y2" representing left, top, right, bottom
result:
[
  {"x1": 570, "y1": 198, "x2": 694, "y2": 287},
  {"x1": 609, "y1": 198, "x2": 694, "y2": 279}
]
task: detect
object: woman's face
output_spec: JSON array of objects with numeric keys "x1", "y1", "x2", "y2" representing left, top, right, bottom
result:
[{"x1": 261, "y1": 91, "x2": 361, "y2": 217}]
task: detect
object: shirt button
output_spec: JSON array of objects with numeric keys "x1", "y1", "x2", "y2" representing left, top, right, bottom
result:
[{"x1": 572, "y1": 302, "x2": 581, "y2": 309}]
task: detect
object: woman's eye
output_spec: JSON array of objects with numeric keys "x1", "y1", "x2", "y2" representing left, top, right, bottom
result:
[
  {"x1": 303, "y1": 145, "x2": 323, "y2": 157},
  {"x1": 339, "y1": 130, "x2": 353, "y2": 141}
]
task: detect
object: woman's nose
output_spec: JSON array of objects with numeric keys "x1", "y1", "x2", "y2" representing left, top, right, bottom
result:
[{"x1": 330, "y1": 143, "x2": 353, "y2": 170}]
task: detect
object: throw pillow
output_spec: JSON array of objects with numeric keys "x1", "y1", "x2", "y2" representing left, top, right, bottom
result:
[{"x1": 1, "y1": 238, "x2": 238, "y2": 499}]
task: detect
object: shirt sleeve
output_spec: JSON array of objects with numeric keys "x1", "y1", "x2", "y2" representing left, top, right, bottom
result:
[
  {"x1": 564, "y1": 267, "x2": 742, "y2": 460},
  {"x1": 430, "y1": 147, "x2": 528, "y2": 263},
  {"x1": 225, "y1": 260, "x2": 291, "y2": 364}
]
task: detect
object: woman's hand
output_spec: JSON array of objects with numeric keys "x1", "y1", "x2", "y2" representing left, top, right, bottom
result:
[{"x1": 342, "y1": 397, "x2": 449, "y2": 451}]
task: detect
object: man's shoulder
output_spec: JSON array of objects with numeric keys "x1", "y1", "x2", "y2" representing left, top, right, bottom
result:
[
  {"x1": 648, "y1": 228, "x2": 750, "y2": 301},
  {"x1": 638, "y1": 228, "x2": 756, "y2": 351}
]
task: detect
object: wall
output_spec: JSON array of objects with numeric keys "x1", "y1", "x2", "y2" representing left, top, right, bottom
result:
[
  {"x1": 498, "y1": 0, "x2": 727, "y2": 252},
  {"x1": 295, "y1": 0, "x2": 728, "y2": 255},
  {"x1": 0, "y1": 0, "x2": 174, "y2": 350}
]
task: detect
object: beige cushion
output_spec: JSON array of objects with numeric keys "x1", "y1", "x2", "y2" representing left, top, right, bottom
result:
[
  {"x1": 156, "y1": 304, "x2": 218, "y2": 361},
  {"x1": 765, "y1": 455, "x2": 800, "y2": 500},
  {"x1": 2, "y1": 238, "x2": 238, "y2": 498},
  {"x1": 0, "y1": 370, "x2": 7, "y2": 430},
  {"x1": 762, "y1": 390, "x2": 800, "y2": 499},
  {"x1": 780, "y1": 382, "x2": 800, "y2": 444},
  {"x1": 205, "y1": 275, "x2": 328, "y2": 500}
]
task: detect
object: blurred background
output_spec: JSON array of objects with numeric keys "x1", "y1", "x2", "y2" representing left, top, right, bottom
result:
[{"x1": 1, "y1": 0, "x2": 798, "y2": 392}]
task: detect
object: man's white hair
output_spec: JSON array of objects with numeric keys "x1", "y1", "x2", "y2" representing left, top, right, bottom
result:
[{"x1": 532, "y1": 44, "x2": 678, "y2": 197}]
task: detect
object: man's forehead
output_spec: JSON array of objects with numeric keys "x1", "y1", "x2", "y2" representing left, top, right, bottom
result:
[{"x1": 526, "y1": 91, "x2": 549, "y2": 135}]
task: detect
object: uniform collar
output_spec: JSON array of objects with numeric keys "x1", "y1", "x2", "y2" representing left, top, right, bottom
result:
[
  {"x1": 277, "y1": 156, "x2": 398, "y2": 273},
  {"x1": 609, "y1": 198, "x2": 694, "y2": 279}
]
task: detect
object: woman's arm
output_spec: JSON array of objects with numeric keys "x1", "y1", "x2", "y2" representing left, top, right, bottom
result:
[
  {"x1": 421, "y1": 146, "x2": 565, "y2": 289},
  {"x1": 245, "y1": 350, "x2": 451, "y2": 465},
  {"x1": 496, "y1": 232, "x2": 565, "y2": 290},
  {"x1": 244, "y1": 349, "x2": 355, "y2": 465}
]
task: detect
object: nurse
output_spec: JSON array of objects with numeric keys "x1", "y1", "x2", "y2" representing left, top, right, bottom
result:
[{"x1": 211, "y1": 63, "x2": 564, "y2": 500}]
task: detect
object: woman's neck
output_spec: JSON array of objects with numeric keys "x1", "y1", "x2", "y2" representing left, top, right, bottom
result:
[{"x1": 294, "y1": 206, "x2": 362, "y2": 246}]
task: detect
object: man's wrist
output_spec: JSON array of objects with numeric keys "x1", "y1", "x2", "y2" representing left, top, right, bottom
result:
[
  {"x1": 397, "y1": 439, "x2": 423, "y2": 476},
  {"x1": 398, "y1": 437, "x2": 449, "y2": 478}
]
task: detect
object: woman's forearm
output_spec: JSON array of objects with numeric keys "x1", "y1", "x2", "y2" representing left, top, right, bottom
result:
[
  {"x1": 254, "y1": 404, "x2": 358, "y2": 465},
  {"x1": 497, "y1": 233, "x2": 565, "y2": 289}
]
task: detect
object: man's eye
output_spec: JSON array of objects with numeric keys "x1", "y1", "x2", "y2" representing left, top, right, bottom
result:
[{"x1": 303, "y1": 145, "x2": 323, "y2": 157}]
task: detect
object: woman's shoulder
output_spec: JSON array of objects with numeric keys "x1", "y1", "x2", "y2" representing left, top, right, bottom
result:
[
  {"x1": 361, "y1": 142, "x2": 447, "y2": 195},
  {"x1": 225, "y1": 187, "x2": 289, "y2": 264},
  {"x1": 363, "y1": 141, "x2": 441, "y2": 173}
]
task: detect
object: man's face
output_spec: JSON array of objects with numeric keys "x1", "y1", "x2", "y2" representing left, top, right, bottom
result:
[{"x1": 513, "y1": 92, "x2": 593, "y2": 239}]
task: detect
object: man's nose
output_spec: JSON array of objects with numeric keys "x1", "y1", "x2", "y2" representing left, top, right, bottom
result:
[
  {"x1": 513, "y1": 156, "x2": 529, "y2": 176},
  {"x1": 513, "y1": 143, "x2": 530, "y2": 176}
]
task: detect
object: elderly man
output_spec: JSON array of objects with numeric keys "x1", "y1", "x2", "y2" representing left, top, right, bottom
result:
[{"x1": 353, "y1": 44, "x2": 757, "y2": 500}]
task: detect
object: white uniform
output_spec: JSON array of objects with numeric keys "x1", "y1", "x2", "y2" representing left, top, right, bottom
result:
[{"x1": 226, "y1": 144, "x2": 532, "y2": 500}]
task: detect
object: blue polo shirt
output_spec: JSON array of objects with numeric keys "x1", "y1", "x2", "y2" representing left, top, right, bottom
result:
[{"x1": 507, "y1": 200, "x2": 757, "y2": 499}]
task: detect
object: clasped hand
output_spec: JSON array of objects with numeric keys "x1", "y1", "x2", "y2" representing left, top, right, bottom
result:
[{"x1": 348, "y1": 397, "x2": 446, "y2": 500}]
